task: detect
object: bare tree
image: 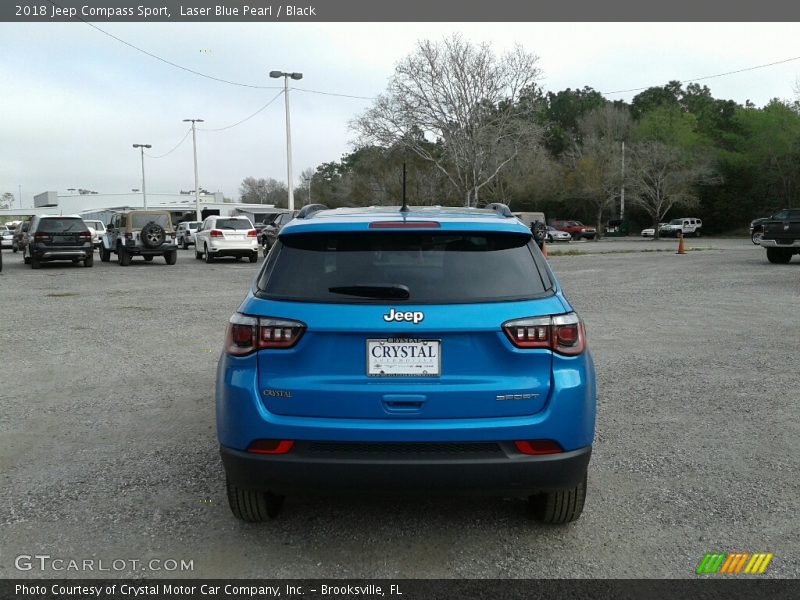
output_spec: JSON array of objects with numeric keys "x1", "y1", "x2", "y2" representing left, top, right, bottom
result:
[
  {"x1": 239, "y1": 177, "x2": 288, "y2": 207},
  {"x1": 564, "y1": 105, "x2": 633, "y2": 239},
  {"x1": 626, "y1": 141, "x2": 717, "y2": 238},
  {"x1": 353, "y1": 34, "x2": 543, "y2": 207},
  {"x1": 0, "y1": 192, "x2": 13, "y2": 210}
]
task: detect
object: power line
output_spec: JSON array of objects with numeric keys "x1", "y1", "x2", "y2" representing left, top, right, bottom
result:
[
  {"x1": 199, "y1": 90, "x2": 285, "y2": 132},
  {"x1": 144, "y1": 128, "x2": 192, "y2": 159},
  {"x1": 45, "y1": 0, "x2": 375, "y2": 101},
  {"x1": 44, "y1": 0, "x2": 281, "y2": 90},
  {"x1": 602, "y1": 55, "x2": 800, "y2": 95},
  {"x1": 294, "y1": 87, "x2": 376, "y2": 100}
]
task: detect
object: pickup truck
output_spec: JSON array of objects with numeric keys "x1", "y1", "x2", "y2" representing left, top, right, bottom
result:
[{"x1": 760, "y1": 208, "x2": 800, "y2": 263}]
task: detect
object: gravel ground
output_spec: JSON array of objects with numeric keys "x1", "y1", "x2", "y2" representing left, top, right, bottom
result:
[{"x1": 0, "y1": 239, "x2": 797, "y2": 579}]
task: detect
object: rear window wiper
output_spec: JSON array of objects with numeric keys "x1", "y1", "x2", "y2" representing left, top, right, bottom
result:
[{"x1": 328, "y1": 284, "x2": 410, "y2": 300}]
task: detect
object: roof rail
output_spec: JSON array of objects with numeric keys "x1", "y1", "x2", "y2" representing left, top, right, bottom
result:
[
  {"x1": 296, "y1": 204, "x2": 328, "y2": 219},
  {"x1": 484, "y1": 203, "x2": 514, "y2": 218}
]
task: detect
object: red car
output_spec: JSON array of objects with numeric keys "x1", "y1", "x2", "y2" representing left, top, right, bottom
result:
[{"x1": 550, "y1": 220, "x2": 597, "y2": 240}]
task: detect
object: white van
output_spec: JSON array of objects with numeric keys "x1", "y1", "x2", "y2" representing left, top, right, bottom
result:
[
  {"x1": 663, "y1": 217, "x2": 702, "y2": 237},
  {"x1": 512, "y1": 212, "x2": 547, "y2": 229}
]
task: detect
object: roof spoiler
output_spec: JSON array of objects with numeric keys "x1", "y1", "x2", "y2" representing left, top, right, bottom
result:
[
  {"x1": 296, "y1": 204, "x2": 328, "y2": 219},
  {"x1": 484, "y1": 203, "x2": 514, "y2": 218}
]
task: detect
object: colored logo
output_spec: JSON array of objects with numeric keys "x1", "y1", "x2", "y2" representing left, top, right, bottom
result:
[{"x1": 696, "y1": 552, "x2": 773, "y2": 575}]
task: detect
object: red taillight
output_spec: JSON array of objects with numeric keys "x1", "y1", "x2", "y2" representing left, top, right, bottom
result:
[
  {"x1": 247, "y1": 440, "x2": 294, "y2": 454},
  {"x1": 502, "y1": 316, "x2": 551, "y2": 349},
  {"x1": 78, "y1": 231, "x2": 91, "y2": 240},
  {"x1": 369, "y1": 221, "x2": 441, "y2": 229},
  {"x1": 258, "y1": 319, "x2": 305, "y2": 349},
  {"x1": 514, "y1": 440, "x2": 563, "y2": 455},
  {"x1": 502, "y1": 313, "x2": 586, "y2": 355},
  {"x1": 225, "y1": 314, "x2": 305, "y2": 355},
  {"x1": 34, "y1": 232, "x2": 50, "y2": 241},
  {"x1": 210, "y1": 229, "x2": 224, "y2": 238},
  {"x1": 246, "y1": 229, "x2": 257, "y2": 237}
]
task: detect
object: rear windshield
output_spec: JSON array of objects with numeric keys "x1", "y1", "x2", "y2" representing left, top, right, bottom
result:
[
  {"x1": 131, "y1": 214, "x2": 170, "y2": 229},
  {"x1": 38, "y1": 218, "x2": 86, "y2": 233},
  {"x1": 257, "y1": 231, "x2": 550, "y2": 303},
  {"x1": 215, "y1": 219, "x2": 252, "y2": 230}
]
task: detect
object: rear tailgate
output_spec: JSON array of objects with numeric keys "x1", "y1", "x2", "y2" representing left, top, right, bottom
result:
[{"x1": 249, "y1": 299, "x2": 564, "y2": 419}]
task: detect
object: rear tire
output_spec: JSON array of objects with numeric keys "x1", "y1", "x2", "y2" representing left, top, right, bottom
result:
[
  {"x1": 119, "y1": 247, "x2": 131, "y2": 266},
  {"x1": 30, "y1": 254, "x2": 41, "y2": 269},
  {"x1": 226, "y1": 481, "x2": 284, "y2": 522},
  {"x1": 766, "y1": 247, "x2": 792, "y2": 264},
  {"x1": 249, "y1": 252, "x2": 258, "y2": 263},
  {"x1": 529, "y1": 472, "x2": 587, "y2": 524},
  {"x1": 100, "y1": 247, "x2": 110, "y2": 262},
  {"x1": 204, "y1": 245, "x2": 214, "y2": 263},
  {"x1": 165, "y1": 250, "x2": 177, "y2": 265},
  {"x1": 84, "y1": 254, "x2": 93, "y2": 268}
]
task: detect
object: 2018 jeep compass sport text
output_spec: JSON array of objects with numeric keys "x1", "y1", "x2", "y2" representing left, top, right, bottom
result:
[{"x1": 216, "y1": 204, "x2": 596, "y2": 523}]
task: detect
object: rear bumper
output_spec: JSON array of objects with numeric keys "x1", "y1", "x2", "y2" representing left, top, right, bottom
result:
[
  {"x1": 31, "y1": 245, "x2": 92, "y2": 259},
  {"x1": 123, "y1": 242, "x2": 176, "y2": 255},
  {"x1": 221, "y1": 443, "x2": 591, "y2": 494},
  {"x1": 209, "y1": 246, "x2": 258, "y2": 257},
  {"x1": 760, "y1": 238, "x2": 800, "y2": 248}
]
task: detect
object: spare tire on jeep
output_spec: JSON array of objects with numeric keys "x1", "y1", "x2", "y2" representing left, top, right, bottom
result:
[{"x1": 141, "y1": 221, "x2": 166, "y2": 249}]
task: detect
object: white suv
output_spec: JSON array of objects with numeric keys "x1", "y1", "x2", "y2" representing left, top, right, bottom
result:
[
  {"x1": 194, "y1": 216, "x2": 259, "y2": 263},
  {"x1": 663, "y1": 217, "x2": 702, "y2": 237},
  {"x1": 82, "y1": 219, "x2": 105, "y2": 248},
  {"x1": 176, "y1": 221, "x2": 202, "y2": 249}
]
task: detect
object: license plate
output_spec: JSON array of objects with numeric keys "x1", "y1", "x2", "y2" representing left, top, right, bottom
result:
[
  {"x1": 367, "y1": 339, "x2": 441, "y2": 377},
  {"x1": 54, "y1": 235, "x2": 73, "y2": 243},
  {"x1": 229, "y1": 234, "x2": 245, "y2": 240}
]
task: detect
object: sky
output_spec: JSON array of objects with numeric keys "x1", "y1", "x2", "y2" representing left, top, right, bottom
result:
[{"x1": 2, "y1": 21, "x2": 800, "y2": 206}]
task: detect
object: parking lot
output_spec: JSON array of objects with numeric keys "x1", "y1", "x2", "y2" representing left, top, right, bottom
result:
[{"x1": 1, "y1": 238, "x2": 798, "y2": 578}]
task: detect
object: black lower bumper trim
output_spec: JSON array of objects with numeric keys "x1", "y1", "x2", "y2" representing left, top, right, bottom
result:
[{"x1": 221, "y1": 443, "x2": 591, "y2": 495}]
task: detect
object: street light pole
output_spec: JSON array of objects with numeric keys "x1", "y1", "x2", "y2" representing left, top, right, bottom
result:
[
  {"x1": 270, "y1": 70, "x2": 303, "y2": 211},
  {"x1": 183, "y1": 119, "x2": 204, "y2": 221},
  {"x1": 620, "y1": 141, "x2": 625, "y2": 220},
  {"x1": 132, "y1": 143, "x2": 152, "y2": 209}
]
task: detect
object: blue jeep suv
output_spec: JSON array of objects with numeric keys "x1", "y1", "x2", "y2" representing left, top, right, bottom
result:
[{"x1": 216, "y1": 203, "x2": 596, "y2": 523}]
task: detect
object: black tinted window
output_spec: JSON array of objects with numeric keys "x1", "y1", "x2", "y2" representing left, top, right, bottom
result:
[
  {"x1": 258, "y1": 231, "x2": 549, "y2": 303},
  {"x1": 38, "y1": 218, "x2": 86, "y2": 233},
  {"x1": 215, "y1": 219, "x2": 252, "y2": 230}
]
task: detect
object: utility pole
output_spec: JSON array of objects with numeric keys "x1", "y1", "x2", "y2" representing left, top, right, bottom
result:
[
  {"x1": 18, "y1": 185, "x2": 22, "y2": 209},
  {"x1": 270, "y1": 70, "x2": 303, "y2": 211},
  {"x1": 620, "y1": 141, "x2": 625, "y2": 220},
  {"x1": 183, "y1": 119, "x2": 204, "y2": 221},
  {"x1": 303, "y1": 175, "x2": 312, "y2": 206},
  {"x1": 132, "y1": 144, "x2": 152, "y2": 209}
]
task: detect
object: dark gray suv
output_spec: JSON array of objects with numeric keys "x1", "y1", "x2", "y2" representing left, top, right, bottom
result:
[{"x1": 23, "y1": 215, "x2": 94, "y2": 269}]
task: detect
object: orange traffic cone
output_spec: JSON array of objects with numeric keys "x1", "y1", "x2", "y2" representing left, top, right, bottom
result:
[
  {"x1": 542, "y1": 239, "x2": 548, "y2": 258},
  {"x1": 676, "y1": 233, "x2": 686, "y2": 255}
]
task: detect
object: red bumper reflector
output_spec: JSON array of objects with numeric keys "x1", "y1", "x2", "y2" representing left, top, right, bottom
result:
[
  {"x1": 247, "y1": 440, "x2": 295, "y2": 454},
  {"x1": 514, "y1": 440, "x2": 563, "y2": 455}
]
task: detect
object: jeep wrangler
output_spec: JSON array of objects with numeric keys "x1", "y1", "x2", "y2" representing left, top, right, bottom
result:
[{"x1": 100, "y1": 210, "x2": 178, "y2": 266}]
